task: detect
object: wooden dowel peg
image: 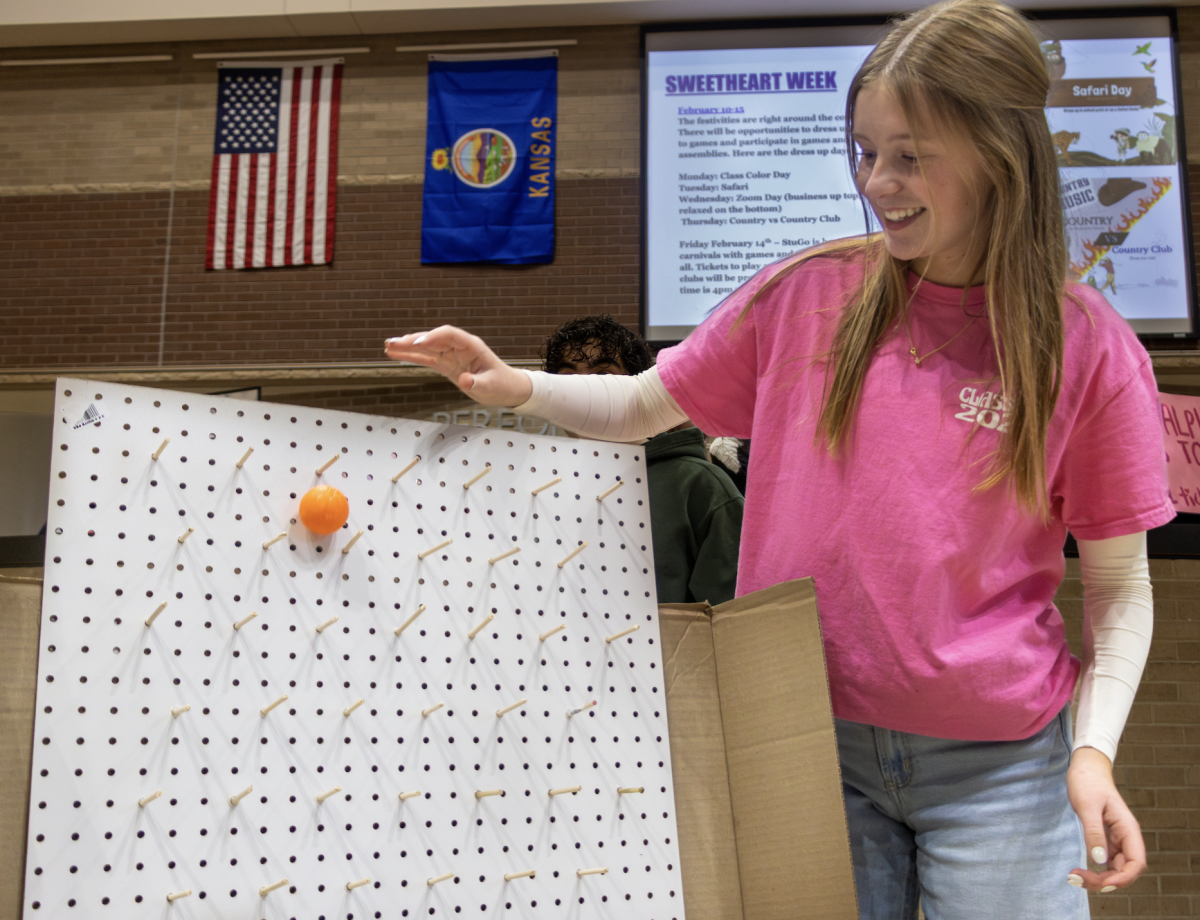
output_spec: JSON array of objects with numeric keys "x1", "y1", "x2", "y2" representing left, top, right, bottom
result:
[
  {"x1": 531, "y1": 477, "x2": 561, "y2": 495},
  {"x1": 474, "y1": 789, "x2": 504, "y2": 799},
  {"x1": 145, "y1": 601, "x2": 167, "y2": 627},
  {"x1": 343, "y1": 698, "x2": 364, "y2": 717},
  {"x1": 233, "y1": 611, "x2": 258, "y2": 631},
  {"x1": 557, "y1": 541, "x2": 589, "y2": 568},
  {"x1": 315, "y1": 785, "x2": 343, "y2": 804},
  {"x1": 229, "y1": 785, "x2": 253, "y2": 806},
  {"x1": 427, "y1": 872, "x2": 454, "y2": 887},
  {"x1": 566, "y1": 700, "x2": 597, "y2": 718},
  {"x1": 151, "y1": 437, "x2": 170, "y2": 461},
  {"x1": 166, "y1": 889, "x2": 192, "y2": 902},
  {"x1": 596, "y1": 480, "x2": 625, "y2": 502},
  {"x1": 177, "y1": 526, "x2": 195, "y2": 544},
  {"x1": 341, "y1": 529, "x2": 364, "y2": 555},
  {"x1": 467, "y1": 612, "x2": 494, "y2": 640},
  {"x1": 263, "y1": 531, "x2": 288, "y2": 550},
  {"x1": 170, "y1": 705, "x2": 191, "y2": 718},
  {"x1": 504, "y1": 869, "x2": 536, "y2": 881},
  {"x1": 421, "y1": 702, "x2": 444, "y2": 718},
  {"x1": 548, "y1": 785, "x2": 581, "y2": 797},
  {"x1": 496, "y1": 698, "x2": 526, "y2": 718},
  {"x1": 394, "y1": 604, "x2": 427, "y2": 636},
  {"x1": 316, "y1": 453, "x2": 340, "y2": 476},
  {"x1": 539, "y1": 624, "x2": 566, "y2": 642},
  {"x1": 605, "y1": 624, "x2": 640, "y2": 643},
  {"x1": 398, "y1": 790, "x2": 421, "y2": 801},
  {"x1": 488, "y1": 546, "x2": 521, "y2": 565},
  {"x1": 577, "y1": 867, "x2": 609, "y2": 878},
  {"x1": 346, "y1": 877, "x2": 371, "y2": 891},
  {"x1": 260, "y1": 694, "x2": 288, "y2": 717},
  {"x1": 139, "y1": 790, "x2": 162, "y2": 808},
  {"x1": 315, "y1": 616, "x2": 340, "y2": 634},
  {"x1": 418, "y1": 537, "x2": 453, "y2": 560},
  {"x1": 392, "y1": 456, "x2": 420, "y2": 482},
  {"x1": 462, "y1": 464, "x2": 492, "y2": 489},
  {"x1": 617, "y1": 786, "x2": 645, "y2": 795},
  {"x1": 259, "y1": 879, "x2": 288, "y2": 897},
  {"x1": 236, "y1": 446, "x2": 254, "y2": 469}
]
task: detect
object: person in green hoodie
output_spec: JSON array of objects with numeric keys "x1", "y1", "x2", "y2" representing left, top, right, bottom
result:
[{"x1": 541, "y1": 315, "x2": 743, "y2": 606}]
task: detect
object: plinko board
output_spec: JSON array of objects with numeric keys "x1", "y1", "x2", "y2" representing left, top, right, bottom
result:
[{"x1": 25, "y1": 379, "x2": 685, "y2": 919}]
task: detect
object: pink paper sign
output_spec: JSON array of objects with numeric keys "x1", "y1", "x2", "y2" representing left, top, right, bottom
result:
[{"x1": 1160, "y1": 391, "x2": 1200, "y2": 513}]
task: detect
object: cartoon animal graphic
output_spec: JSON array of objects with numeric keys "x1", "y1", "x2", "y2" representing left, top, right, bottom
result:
[
  {"x1": 1111, "y1": 128, "x2": 1136, "y2": 161},
  {"x1": 1142, "y1": 59, "x2": 1157, "y2": 74},
  {"x1": 1134, "y1": 42, "x2": 1152, "y2": 56},
  {"x1": 1041, "y1": 40, "x2": 1066, "y2": 80},
  {"x1": 1136, "y1": 131, "x2": 1160, "y2": 157},
  {"x1": 1052, "y1": 130, "x2": 1081, "y2": 164}
]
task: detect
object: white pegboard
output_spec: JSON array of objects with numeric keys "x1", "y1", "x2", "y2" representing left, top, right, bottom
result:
[{"x1": 26, "y1": 378, "x2": 685, "y2": 920}]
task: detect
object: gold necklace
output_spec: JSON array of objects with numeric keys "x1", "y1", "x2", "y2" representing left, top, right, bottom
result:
[{"x1": 902, "y1": 311, "x2": 979, "y2": 367}]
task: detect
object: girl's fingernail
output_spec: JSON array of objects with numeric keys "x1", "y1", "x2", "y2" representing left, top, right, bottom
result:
[
  {"x1": 414, "y1": 335, "x2": 426, "y2": 345},
  {"x1": 1067, "y1": 874, "x2": 1084, "y2": 888},
  {"x1": 1101, "y1": 886, "x2": 1117, "y2": 893},
  {"x1": 1092, "y1": 846, "x2": 1108, "y2": 864}
]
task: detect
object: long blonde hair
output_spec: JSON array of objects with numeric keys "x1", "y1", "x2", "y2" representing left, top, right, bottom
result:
[{"x1": 741, "y1": 0, "x2": 1066, "y2": 515}]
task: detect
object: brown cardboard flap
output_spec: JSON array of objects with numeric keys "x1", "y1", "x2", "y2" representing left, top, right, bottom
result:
[
  {"x1": 711, "y1": 579, "x2": 858, "y2": 920},
  {"x1": 659, "y1": 604, "x2": 745, "y2": 920},
  {"x1": 0, "y1": 571, "x2": 42, "y2": 919}
]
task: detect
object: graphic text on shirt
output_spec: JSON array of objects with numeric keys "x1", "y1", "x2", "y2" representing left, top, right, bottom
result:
[{"x1": 955, "y1": 386, "x2": 1010, "y2": 432}]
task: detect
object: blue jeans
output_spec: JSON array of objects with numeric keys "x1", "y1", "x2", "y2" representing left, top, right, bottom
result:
[{"x1": 835, "y1": 706, "x2": 1088, "y2": 920}]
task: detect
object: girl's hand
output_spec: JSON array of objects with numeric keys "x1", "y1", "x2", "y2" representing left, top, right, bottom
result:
[
  {"x1": 1066, "y1": 746, "x2": 1147, "y2": 892},
  {"x1": 384, "y1": 326, "x2": 533, "y2": 407}
]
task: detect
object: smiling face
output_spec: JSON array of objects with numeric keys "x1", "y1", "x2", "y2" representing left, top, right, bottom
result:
[{"x1": 852, "y1": 84, "x2": 992, "y2": 288}]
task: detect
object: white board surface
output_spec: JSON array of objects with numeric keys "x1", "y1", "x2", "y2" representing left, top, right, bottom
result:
[{"x1": 25, "y1": 378, "x2": 685, "y2": 920}]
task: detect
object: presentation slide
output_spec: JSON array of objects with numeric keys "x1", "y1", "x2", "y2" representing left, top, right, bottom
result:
[
  {"x1": 645, "y1": 44, "x2": 873, "y2": 339},
  {"x1": 1045, "y1": 33, "x2": 1191, "y2": 334},
  {"x1": 645, "y1": 18, "x2": 1195, "y2": 341}
]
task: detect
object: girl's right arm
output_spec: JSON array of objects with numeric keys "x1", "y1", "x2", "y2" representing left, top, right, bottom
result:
[{"x1": 384, "y1": 326, "x2": 687, "y2": 441}]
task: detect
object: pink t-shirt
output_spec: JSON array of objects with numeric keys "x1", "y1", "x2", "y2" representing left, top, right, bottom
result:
[{"x1": 657, "y1": 252, "x2": 1174, "y2": 741}]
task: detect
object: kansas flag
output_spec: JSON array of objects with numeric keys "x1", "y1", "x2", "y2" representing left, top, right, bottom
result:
[{"x1": 421, "y1": 52, "x2": 557, "y2": 264}]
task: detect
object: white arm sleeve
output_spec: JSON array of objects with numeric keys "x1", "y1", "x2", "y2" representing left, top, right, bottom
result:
[
  {"x1": 1073, "y1": 531, "x2": 1154, "y2": 764},
  {"x1": 513, "y1": 367, "x2": 689, "y2": 442}
]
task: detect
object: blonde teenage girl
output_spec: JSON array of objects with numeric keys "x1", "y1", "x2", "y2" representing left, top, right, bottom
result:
[{"x1": 385, "y1": 2, "x2": 1172, "y2": 916}]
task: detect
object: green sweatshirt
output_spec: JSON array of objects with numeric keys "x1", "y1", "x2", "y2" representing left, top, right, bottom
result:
[{"x1": 645, "y1": 427, "x2": 744, "y2": 606}]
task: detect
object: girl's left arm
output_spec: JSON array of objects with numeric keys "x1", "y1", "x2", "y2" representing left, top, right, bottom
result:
[{"x1": 1066, "y1": 530, "x2": 1153, "y2": 892}]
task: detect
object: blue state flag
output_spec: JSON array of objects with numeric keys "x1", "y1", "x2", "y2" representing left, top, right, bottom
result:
[{"x1": 421, "y1": 52, "x2": 557, "y2": 264}]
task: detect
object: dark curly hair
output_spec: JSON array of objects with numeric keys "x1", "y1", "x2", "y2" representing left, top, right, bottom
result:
[{"x1": 541, "y1": 315, "x2": 655, "y2": 376}]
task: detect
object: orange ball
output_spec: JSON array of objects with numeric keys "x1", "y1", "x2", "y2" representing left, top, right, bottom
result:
[{"x1": 299, "y1": 485, "x2": 349, "y2": 535}]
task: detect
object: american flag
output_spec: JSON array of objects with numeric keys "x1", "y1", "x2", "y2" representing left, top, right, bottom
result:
[{"x1": 206, "y1": 60, "x2": 343, "y2": 270}]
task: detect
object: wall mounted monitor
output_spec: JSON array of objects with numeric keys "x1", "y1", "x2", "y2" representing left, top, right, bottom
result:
[
  {"x1": 642, "y1": 12, "x2": 1195, "y2": 343},
  {"x1": 1037, "y1": 13, "x2": 1193, "y2": 337}
]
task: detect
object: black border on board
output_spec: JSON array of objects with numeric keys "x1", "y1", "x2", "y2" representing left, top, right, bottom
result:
[{"x1": 639, "y1": 7, "x2": 1199, "y2": 348}]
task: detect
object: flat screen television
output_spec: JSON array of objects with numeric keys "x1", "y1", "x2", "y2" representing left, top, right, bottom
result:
[{"x1": 642, "y1": 12, "x2": 1195, "y2": 342}]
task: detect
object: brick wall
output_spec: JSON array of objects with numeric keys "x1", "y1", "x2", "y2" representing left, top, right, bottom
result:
[
  {"x1": 0, "y1": 178, "x2": 640, "y2": 365},
  {"x1": 0, "y1": 23, "x2": 644, "y2": 368},
  {"x1": 1056, "y1": 561, "x2": 1200, "y2": 918},
  {"x1": 0, "y1": 25, "x2": 640, "y2": 192}
]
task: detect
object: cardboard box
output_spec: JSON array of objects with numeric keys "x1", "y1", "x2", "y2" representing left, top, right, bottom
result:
[{"x1": 660, "y1": 578, "x2": 859, "y2": 920}]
